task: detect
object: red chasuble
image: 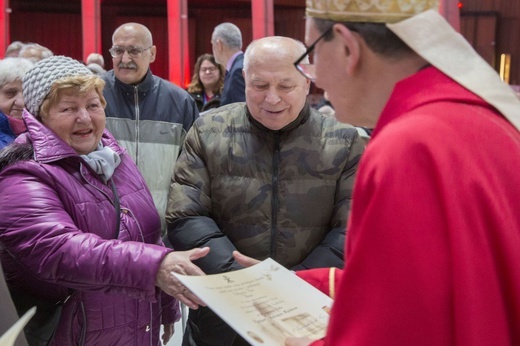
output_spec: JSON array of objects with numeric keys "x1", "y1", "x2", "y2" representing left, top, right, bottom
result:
[{"x1": 298, "y1": 67, "x2": 520, "y2": 345}]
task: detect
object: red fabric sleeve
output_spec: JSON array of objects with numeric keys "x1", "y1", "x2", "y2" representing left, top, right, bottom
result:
[{"x1": 296, "y1": 268, "x2": 343, "y2": 299}]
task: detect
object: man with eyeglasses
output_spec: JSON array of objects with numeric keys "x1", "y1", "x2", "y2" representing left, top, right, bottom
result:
[
  {"x1": 166, "y1": 36, "x2": 365, "y2": 346},
  {"x1": 101, "y1": 24, "x2": 198, "y2": 341},
  {"x1": 102, "y1": 22, "x2": 198, "y2": 233},
  {"x1": 233, "y1": 1, "x2": 520, "y2": 345}
]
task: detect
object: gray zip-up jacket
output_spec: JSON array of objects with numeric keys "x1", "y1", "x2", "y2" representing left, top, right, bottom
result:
[{"x1": 102, "y1": 69, "x2": 199, "y2": 231}]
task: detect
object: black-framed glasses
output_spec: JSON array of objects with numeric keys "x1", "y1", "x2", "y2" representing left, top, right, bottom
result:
[
  {"x1": 293, "y1": 26, "x2": 333, "y2": 81},
  {"x1": 109, "y1": 46, "x2": 152, "y2": 58}
]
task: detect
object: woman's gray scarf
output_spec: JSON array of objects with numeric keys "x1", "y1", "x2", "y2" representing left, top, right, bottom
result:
[{"x1": 80, "y1": 142, "x2": 121, "y2": 183}]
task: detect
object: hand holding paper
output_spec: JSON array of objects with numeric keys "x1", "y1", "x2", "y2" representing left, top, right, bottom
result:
[
  {"x1": 233, "y1": 250, "x2": 260, "y2": 267},
  {"x1": 173, "y1": 257, "x2": 332, "y2": 346},
  {"x1": 156, "y1": 247, "x2": 210, "y2": 309}
]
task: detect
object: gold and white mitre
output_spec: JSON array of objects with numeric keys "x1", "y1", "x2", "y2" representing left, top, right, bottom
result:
[
  {"x1": 389, "y1": 10, "x2": 520, "y2": 132},
  {"x1": 305, "y1": 0, "x2": 439, "y2": 23}
]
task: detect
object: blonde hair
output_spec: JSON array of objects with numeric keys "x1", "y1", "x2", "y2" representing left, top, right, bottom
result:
[{"x1": 40, "y1": 74, "x2": 106, "y2": 118}]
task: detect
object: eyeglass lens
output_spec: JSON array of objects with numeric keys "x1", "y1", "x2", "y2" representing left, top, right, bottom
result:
[
  {"x1": 110, "y1": 46, "x2": 149, "y2": 58},
  {"x1": 293, "y1": 26, "x2": 333, "y2": 80},
  {"x1": 201, "y1": 67, "x2": 217, "y2": 73},
  {"x1": 296, "y1": 64, "x2": 316, "y2": 80}
]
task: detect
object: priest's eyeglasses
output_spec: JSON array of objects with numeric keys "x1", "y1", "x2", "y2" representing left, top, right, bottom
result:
[
  {"x1": 293, "y1": 26, "x2": 333, "y2": 81},
  {"x1": 109, "y1": 46, "x2": 152, "y2": 58}
]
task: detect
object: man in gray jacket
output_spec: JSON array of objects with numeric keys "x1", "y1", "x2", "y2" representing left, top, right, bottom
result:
[
  {"x1": 167, "y1": 36, "x2": 365, "y2": 346},
  {"x1": 102, "y1": 22, "x2": 199, "y2": 232}
]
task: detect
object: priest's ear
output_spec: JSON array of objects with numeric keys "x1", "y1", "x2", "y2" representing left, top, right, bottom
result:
[{"x1": 334, "y1": 24, "x2": 361, "y2": 76}]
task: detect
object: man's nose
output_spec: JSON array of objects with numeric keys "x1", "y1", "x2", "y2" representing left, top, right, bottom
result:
[
  {"x1": 265, "y1": 88, "x2": 281, "y2": 103},
  {"x1": 121, "y1": 50, "x2": 133, "y2": 63}
]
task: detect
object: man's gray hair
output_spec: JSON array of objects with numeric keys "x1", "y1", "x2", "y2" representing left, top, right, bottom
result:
[
  {"x1": 86, "y1": 53, "x2": 105, "y2": 68},
  {"x1": 19, "y1": 43, "x2": 54, "y2": 63},
  {"x1": 212, "y1": 22, "x2": 243, "y2": 50},
  {"x1": 5, "y1": 41, "x2": 25, "y2": 57}
]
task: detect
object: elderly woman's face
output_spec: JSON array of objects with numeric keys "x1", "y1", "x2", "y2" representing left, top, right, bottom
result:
[
  {"x1": 0, "y1": 79, "x2": 24, "y2": 119},
  {"x1": 43, "y1": 89, "x2": 105, "y2": 155}
]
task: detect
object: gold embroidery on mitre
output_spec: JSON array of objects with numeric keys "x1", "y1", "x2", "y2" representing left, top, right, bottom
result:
[{"x1": 306, "y1": 0, "x2": 439, "y2": 23}]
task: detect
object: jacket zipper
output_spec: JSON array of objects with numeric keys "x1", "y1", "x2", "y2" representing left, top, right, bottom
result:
[
  {"x1": 134, "y1": 86, "x2": 140, "y2": 167},
  {"x1": 270, "y1": 134, "x2": 281, "y2": 258},
  {"x1": 77, "y1": 163, "x2": 154, "y2": 344}
]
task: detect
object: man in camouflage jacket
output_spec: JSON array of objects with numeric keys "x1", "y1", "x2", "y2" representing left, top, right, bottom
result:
[{"x1": 166, "y1": 36, "x2": 365, "y2": 346}]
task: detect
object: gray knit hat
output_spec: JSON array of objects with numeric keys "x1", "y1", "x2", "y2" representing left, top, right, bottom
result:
[{"x1": 23, "y1": 55, "x2": 93, "y2": 117}]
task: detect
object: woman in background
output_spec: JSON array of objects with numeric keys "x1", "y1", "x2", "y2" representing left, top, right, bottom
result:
[
  {"x1": 187, "y1": 54, "x2": 224, "y2": 112},
  {"x1": 0, "y1": 57, "x2": 33, "y2": 148}
]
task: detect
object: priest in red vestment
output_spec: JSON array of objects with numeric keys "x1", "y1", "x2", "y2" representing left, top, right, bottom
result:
[{"x1": 233, "y1": 0, "x2": 520, "y2": 345}]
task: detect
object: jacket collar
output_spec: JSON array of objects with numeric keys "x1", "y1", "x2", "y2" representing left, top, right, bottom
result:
[
  {"x1": 0, "y1": 112, "x2": 15, "y2": 138},
  {"x1": 246, "y1": 102, "x2": 311, "y2": 134},
  {"x1": 21, "y1": 109, "x2": 123, "y2": 164},
  {"x1": 226, "y1": 52, "x2": 243, "y2": 72},
  {"x1": 113, "y1": 68, "x2": 154, "y2": 94}
]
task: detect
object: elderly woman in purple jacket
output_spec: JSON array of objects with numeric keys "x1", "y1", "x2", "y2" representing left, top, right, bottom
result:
[{"x1": 0, "y1": 56, "x2": 209, "y2": 346}]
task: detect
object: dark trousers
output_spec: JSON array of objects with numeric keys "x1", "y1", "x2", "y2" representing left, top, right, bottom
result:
[{"x1": 182, "y1": 306, "x2": 250, "y2": 346}]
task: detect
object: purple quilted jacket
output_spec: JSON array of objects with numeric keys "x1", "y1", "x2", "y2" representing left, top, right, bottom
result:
[{"x1": 0, "y1": 111, "x2": 180, "y2": 345}]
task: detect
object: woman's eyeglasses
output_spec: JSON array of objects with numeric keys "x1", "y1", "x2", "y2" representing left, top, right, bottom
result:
[{"x1": 200, "y1": 67, "x2": 218, "y2": 74}]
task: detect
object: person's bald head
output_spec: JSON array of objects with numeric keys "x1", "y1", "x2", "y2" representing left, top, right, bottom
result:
[
  {"x1": 243, "y1": 36, "x2": 310, "y2": 131},
  {"x1": 243, "y1": 36, "x2": 308, "y2": 73},
  {"x1": 112, "y1": 23, "x2": 153, "y2": 47},
  {"x1": 110, "y1": 23, "x2": 156, "y2": 85}
]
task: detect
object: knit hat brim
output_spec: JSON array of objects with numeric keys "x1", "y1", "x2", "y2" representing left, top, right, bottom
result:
[{"x1": 22, "y1": 55, "x2": 93, "y2": 117}]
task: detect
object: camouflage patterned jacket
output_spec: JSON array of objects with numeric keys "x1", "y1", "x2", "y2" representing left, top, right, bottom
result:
[{"x1": 166, "y1": 102, "x2": 365, "y2": 273}]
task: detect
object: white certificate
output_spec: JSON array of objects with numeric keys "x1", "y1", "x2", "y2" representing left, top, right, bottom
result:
[{"x1": 173, "y1": 258, "x2": 332, "y2": 346}]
